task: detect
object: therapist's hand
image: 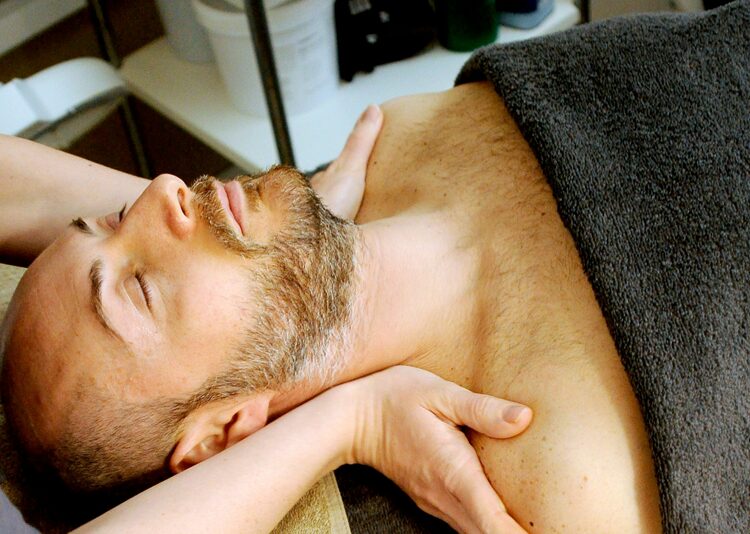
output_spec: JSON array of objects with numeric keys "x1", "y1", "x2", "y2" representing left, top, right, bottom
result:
[
  {"x1": 310, "y1": 104, "x2": 382, "y2": 220},
  {"x1": 342, "y1": 366, "x2": 532, "y2": 534}
]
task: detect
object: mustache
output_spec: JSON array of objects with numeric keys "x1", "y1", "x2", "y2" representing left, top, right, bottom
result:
[
  {"x1": 190, "y1": 174, "x2": 263, "y2": 257},
  {"x1": 190, "y1": 166, "x2": 334, "y2": 259}
]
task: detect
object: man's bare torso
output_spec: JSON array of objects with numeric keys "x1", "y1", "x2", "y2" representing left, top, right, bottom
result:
[{"x1": 356, "y1": 82, "x2": 661, "y2": 532}]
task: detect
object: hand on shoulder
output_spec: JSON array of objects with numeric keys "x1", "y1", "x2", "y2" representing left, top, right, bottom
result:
[
  {"x1": 331, "y1": 366, "x2": 532, "y2": 534},
  {"x1": 310, "y1": 105, "x2": 383, "y2": 221}
]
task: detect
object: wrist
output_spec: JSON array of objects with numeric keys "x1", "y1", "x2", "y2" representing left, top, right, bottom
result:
[
  {"x1": 328, "y1": 378, "x2": 383, "y2": 469},
  {"x1": 313, "y1": 381, "x2": 361, "y2": 468}
]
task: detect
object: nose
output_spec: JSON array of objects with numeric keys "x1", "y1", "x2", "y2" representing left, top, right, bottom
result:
[{"x1": 145, "y1": 174, "x2": 195, "y2": 239}]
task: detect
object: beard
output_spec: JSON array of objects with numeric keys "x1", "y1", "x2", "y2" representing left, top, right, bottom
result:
[{"x1": 187, "y1": 166, "x2": 361, "y2": 393}]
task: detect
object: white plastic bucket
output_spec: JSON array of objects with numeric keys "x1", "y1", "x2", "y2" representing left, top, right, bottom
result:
[
  {"x1": 193, "y1": 0, "x2": 338, "y2": 116},
  {"x1": 155, "y1": 0, "x2": 214, "y2": 63}
]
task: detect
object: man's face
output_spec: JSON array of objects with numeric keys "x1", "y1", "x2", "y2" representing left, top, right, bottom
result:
[{"x1": 1, "y1": 167, "x2": 358, "y2": 488}]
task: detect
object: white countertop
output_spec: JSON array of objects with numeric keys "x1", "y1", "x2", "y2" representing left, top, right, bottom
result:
[
  {"x1": 121, "y1": 1, "x2": 579, "y2": 172},
  {"x1": 0, "y1": 0, "x2": 85, "y2": 57}
]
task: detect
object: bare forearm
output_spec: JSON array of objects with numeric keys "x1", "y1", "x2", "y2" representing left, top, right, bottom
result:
[
  {"x1": 75, "y1": 387, "x2": 355, "y2": 534},
  {"x1": 0, "y1": 135, "x2": 149, "y2": 266},
  {"x1": 74, "y1": 367, "x2": 532, "y2": 534}
]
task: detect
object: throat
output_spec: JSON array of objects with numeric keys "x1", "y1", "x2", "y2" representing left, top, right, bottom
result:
[{"x1": 339, "y1": 212, "x2": 480, "y2": 387}]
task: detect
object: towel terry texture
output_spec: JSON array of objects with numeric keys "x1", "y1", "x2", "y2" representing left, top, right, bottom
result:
[{"x1": 456, "y1": 1, "x2": 750, "y2": 532}]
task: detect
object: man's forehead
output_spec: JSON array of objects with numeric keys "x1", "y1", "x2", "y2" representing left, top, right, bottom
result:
[
  {"x1": 9, "y1": 250, "x2": 87, "y2": 370},
  {"x1": 6, "y1": 229, "x2": 117, "y2": 384},
  {"x1": 3, "y1": 245, "x2": 137, "y2": 436},
  {"x1": 24, "y1": 230, "x2": 90, "y2": 324},
  {"x1": 3, "y1": 273, "x2": 79, "y2": 446}
]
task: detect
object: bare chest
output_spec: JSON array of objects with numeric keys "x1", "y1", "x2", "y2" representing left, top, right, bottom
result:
[{"x1": 359, "y1": 84, "x2": 661, "y2": 529}]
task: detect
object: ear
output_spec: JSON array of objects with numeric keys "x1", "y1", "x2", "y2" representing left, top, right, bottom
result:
[{"x1": 169, "y1": 392, "x2": 274, "y2": 474}]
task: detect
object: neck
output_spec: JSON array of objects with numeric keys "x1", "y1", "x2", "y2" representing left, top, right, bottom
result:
[
  {"x1": 347, "y1": 212, "x2": 478, "y2": 379},
  {"x1": 271, "y1": 212, "x2": 477, "y2": 416}
]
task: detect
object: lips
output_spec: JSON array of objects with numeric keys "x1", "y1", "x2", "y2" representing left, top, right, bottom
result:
[{"x1": 215, "y1": 180, "x2": 245, "y2": 236}]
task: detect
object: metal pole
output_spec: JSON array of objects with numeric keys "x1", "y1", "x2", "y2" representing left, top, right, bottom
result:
[
  {"x1": 243, "y1": 0, "x2": 296, "y2": 166},
  {"x1": 580, "y1": 0, "x2": 590, "y2": 23},
  {"x1": 87, "y1": 0, "x2": 152, "y2": 178}
]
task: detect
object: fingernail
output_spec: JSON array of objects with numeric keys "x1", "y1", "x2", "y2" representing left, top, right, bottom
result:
[
  {"x1": 360, "y1": 104, "x2": 380, "y2": 124},
  {"x1": 503, "y1": 405, "x2": 528, "y2": 424}
]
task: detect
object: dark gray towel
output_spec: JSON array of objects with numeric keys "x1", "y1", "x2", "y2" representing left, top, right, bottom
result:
[{"x1": 456, "y1": 1, "x2": 750, "y2": 532}]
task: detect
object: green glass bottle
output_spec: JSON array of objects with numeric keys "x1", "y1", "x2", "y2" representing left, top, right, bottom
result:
[{"x1": 435, "y1": 0, "x2": 499, "y2": 52}]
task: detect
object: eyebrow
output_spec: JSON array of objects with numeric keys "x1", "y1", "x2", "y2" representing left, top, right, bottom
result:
[
  {"x1": 89, "y1": 258, "x2": 126, "y2": 343},
  {"x1": 71, "y1": 217, "x2": 94, "y2": 235}
]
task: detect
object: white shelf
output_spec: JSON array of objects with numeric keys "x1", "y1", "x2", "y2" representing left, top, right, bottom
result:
[
  {"x1": 120, "y1": 1, "x2": 579, "y2": 172},
  {"x1": 0, "y1": 0, "x2": 85, "y2": 56}
]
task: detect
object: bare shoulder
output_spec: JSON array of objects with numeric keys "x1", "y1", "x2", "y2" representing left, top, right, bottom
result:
[
  {"x1": 379, "y1": 81, "x2": 500, "y2": 113},
  {"x1": 358, "y1": 82, "x2": 530, "y2": 222},
  {"x1": 473, "y1": 354, "x2": 662, "y2": 533},
  {"x1": 377, "y1": 82, "x2": 516, "y2": 143},
  {"x1": 472, "y1": 251, "x2": 663, "y2": 532}
]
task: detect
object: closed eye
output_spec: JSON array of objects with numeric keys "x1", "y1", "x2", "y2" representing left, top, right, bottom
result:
[{"x1": 135, "y1": 270, "x2": 153, "y2": 310}]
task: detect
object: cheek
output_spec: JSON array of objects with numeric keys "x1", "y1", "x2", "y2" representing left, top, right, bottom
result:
[{"x1": 162, "y1": 260, "x2": 256, "y2": 379}]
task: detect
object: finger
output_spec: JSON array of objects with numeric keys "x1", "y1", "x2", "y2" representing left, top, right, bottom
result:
[
  {"x1": 309, "y1": 170, "x2": 324, "y2": 185},
  {"x1": 452, "y1": 461, "x2": 528, "y2": 534},
  {"x1": 333, "y1": 104, "x2": 383, "y2": 174},
  {"x1": 437, "y1": 386, "x2": 533, "y2": 439},
  {"x1": 418, "y1": 497, "x2": 480, "y2": 534}
]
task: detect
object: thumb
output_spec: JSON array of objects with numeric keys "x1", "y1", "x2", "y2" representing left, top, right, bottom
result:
[
  {"x1": 437, "y1": 386, "x2": 533, "y2": 439},
  {"x1": 334, "y1": 104, "x2": 383, "y2": 174}
]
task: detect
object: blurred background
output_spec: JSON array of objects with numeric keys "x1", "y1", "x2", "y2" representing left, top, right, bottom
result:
[{"x1": 0, "y1": 0, "x2": 732, "y2": 183}]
